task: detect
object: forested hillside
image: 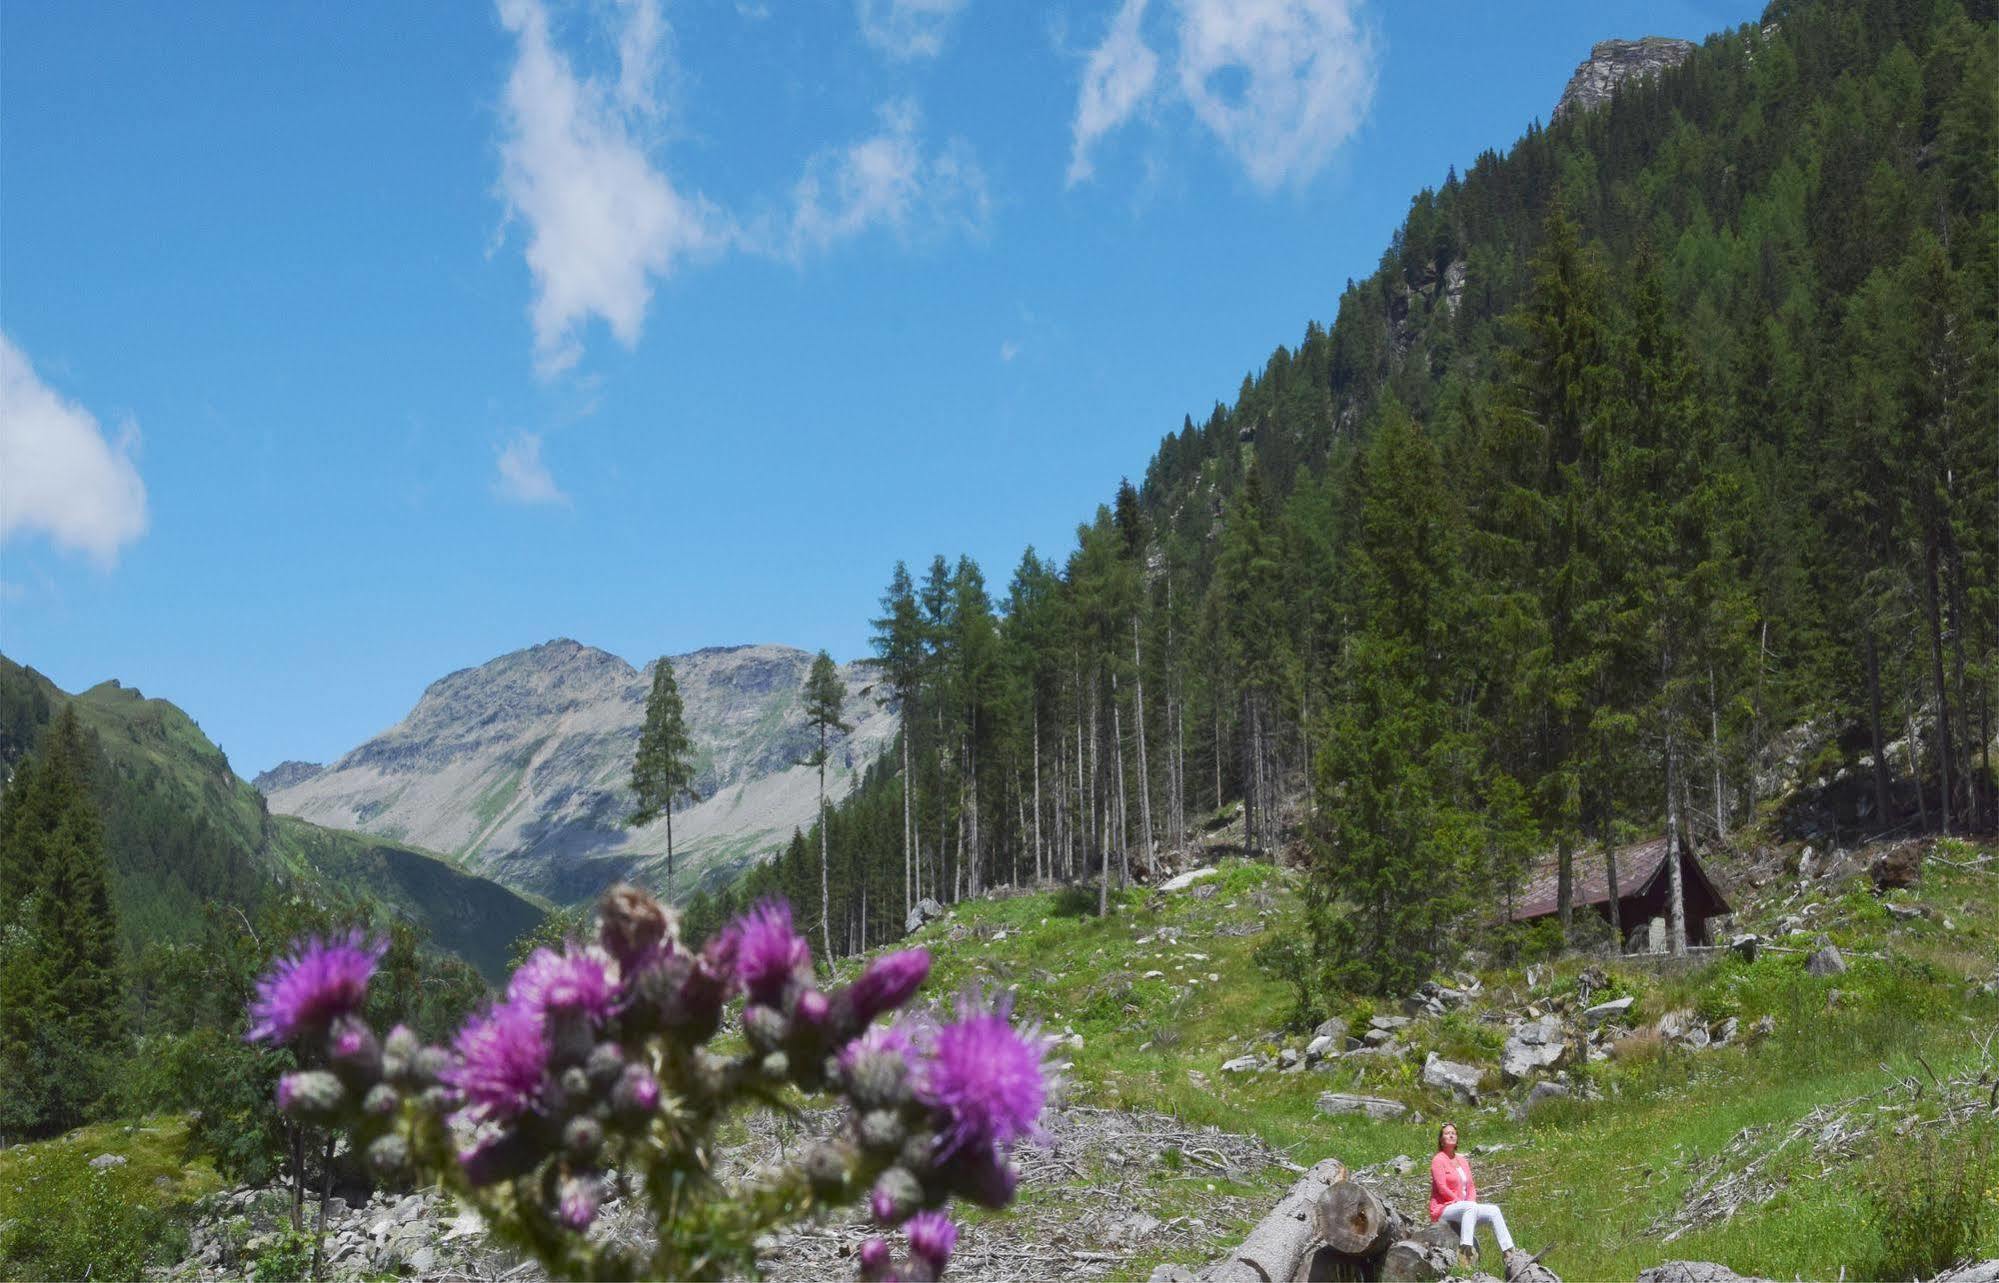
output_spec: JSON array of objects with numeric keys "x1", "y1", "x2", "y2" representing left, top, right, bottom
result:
[{"x1": 691, "y1": 0, "x2": 1997, "y2": 985}]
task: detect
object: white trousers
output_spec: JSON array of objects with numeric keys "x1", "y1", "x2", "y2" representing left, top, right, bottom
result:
[{"x1": 1439, "y1": 1200, "x2": 1514, "y2": 1252}]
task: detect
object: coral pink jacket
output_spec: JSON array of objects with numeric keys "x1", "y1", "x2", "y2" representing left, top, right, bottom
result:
[{"x1": 1429, "y1": 1151, "x2": 1476, "y2": 1222}]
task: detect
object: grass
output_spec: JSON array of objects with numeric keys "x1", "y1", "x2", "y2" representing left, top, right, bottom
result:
[
  {"x1": 871, "y1": 841, "x2": 1999, "y2": 1280},
  {"x1": 0, "y1": 1115, "x2": 222, "y2": 1279}
]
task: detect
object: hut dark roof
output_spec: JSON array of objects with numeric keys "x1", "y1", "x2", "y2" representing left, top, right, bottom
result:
[{"x1": 1510, "y1": 836, "x2": 1731, "y2": 923}]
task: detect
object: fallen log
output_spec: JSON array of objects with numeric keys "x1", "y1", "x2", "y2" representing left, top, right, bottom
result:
[
  {"x1": 1378, "y1": 1234, "x2": 1456, "y2": 1281},
  {"x1": 1207, "y1": 1158, "x2": 1349, "y2": 1283}
]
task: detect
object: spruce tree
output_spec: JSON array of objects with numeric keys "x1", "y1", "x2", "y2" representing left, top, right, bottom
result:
[
  {"x1": 630, "y1": 658, "x2": 700, "y2": 902},
  {"x1": 0, "y1": 706, "x2": 125, "y2": 1136},
  {"x1": 803, "y1": 652, "x2": 851, "y2": 958}
]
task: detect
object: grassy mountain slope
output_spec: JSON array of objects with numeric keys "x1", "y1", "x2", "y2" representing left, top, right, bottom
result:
[
  {"x1": 0, "y1": 655, "x2": 542, "y2": 983},
  {"x1": 885, "y1": 840, "x2": 1999, "y2": 1279}
]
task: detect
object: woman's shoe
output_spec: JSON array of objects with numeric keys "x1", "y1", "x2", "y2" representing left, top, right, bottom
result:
[{"x1": 1458, "y1": 1245, "x2": 1478, "y2": 1270}]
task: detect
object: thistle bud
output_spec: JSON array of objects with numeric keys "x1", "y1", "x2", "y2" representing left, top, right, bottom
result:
[
  {"x1": 327, "y1": 1015, "x2": 382, "y2": 1086},
  {"x1": 611, "y1": 1063, "x2": 660, "y2": 1120},
  {"x1": 558, "y1": 1172, "x2": 603, "y2": 1230},
  {"x1": 381, "y1": 1024, "x2": 420, "y2": 1084},
  {"x1": 562, "y1": 1115, "x2": 605, "y2": 1161},
  {"x1": 906, "y1": 1210, "x2": 958, "y2": 1281},
  {"x1": 584, "y1": 1041, "x2": 626, "y2": 1094},
  {"x1": 365, "y1": 1132, "x2": 410, "y2": 1178},
  {"x1": 276, "y1": 1070, "x2": 346, "y2": 1125},
  {"x1": 869, "y1": 1166, "x2": 923, "y2": 1226},
  {"x1": 743, "y1": 1003, "x2": 788, "y2": 1053},
  {"x1": 802, "y1": 1140, "x2": 853, "y2": 1200},
  {"x1": 413, "y1": 1044, "x2": 453, "y2": 1085},
  {"x1": 846, "y1": 950, "x2": 931, "y2": 1028},
  {"x1": 361, "y1": 1083, "x2": 401, "y2": 1119},
  {"x1": 760, "y1": 1050, "x2": 791, "y2": 1081},
  {"x1": 857, "y1": 1108, "x2": 906, "y2": 1155},
  {"x1": 944, "y1": 1145, "x2": 1019, "y2": 1209},
  {"x1": 560, "y1": 1065, "x2": 591, "y2": 1101},
  {"x1": 793, "y1": 987, "x2": 830, "y2": 1030},
  {"x1": 457, "y1": 1127, "x2": 540, "y2": 1188},
  {"x1": 599, "y1": 883, "x2": 673, "y2": 974}
]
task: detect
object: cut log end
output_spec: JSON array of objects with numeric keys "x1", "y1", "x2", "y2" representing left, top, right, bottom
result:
[{"x1": 1312, "y1": 1179, "x2": 1391, "y2": 1257}]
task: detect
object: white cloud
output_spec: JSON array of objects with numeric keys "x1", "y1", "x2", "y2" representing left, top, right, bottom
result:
[
  {"x1": 857, "y1": 0, "x2": 969, "y2": 60},
  {"x1": 1173, "y1": 0, "x2": 1375, "y2": 190},
  {"x1": 999, "y1": 340, "x2": 1020, "y2": 362},
  {"x1": 1067, "y1": 0, "x2": 1158, "y2": 186},
  {"x1": 494, "y1": 432, "x2": 569, "y2": 506},
  {"x1": 495, "y1": 0, "x2": 725, "y2": 377},
  {"x1": 785, "y1": 100, "x2": 990, "y2": 258},
  {"x1": 0, "y1": 333, "x2": 149, "y2": 568}
]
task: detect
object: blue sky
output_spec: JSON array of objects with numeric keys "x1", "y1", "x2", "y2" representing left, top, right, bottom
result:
[{"x1": 1, "y1": 0, "x2": 1751, "y2": 776}]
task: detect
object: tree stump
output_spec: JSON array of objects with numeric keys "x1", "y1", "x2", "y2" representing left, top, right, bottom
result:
[
  {"x1": 1294, "y1": 1245, "x2": 1369, "y2": 1283},
  {"x1": 1209, "y1": 1158, "x2": 1350, "y2": 1283},
  {"x1": 1379, "y1": 1237, "x2": 1456, "y2": 1281},
  {"x1": 1312, "y1": 1178, "x2": 1393, "y2": 1258}
]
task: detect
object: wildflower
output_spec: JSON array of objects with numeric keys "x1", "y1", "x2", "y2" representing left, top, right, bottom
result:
[
  {"x1": 723, "y1": 900, "x2": 811, "y2": 1005},
  {"x1": 509, "y1": 945, "x2": 618, "y2": 1026},
  {"x1": 916, "y1": 991, "x2": 1049, "y2": 1158},
  {"x1": 246, "y1": 930, "x2": 385, "y2": 1044},
  {"x1": 857, "y1": 1236, "x2": 894, "y2": 1282},
  {"x1": 558, "y1": 1172, "x2": 602, "y2": 1230},
  {"x1": 275, "y1": 1070, "x2": 346, "y2": 1124},
  {"x1": 598, "y1": 883, "x2": 674, "y2": 972},
  {"x1": 447, "y1": 1001, "x2": 549, "y2": 1122},
  {"x1": 869, "y1": 1166, "x2": 922, "y2": 1226},
  {"x1": 906, "y1": 1210, "x2": 957, "y2": 1272},
  {"x1": 456, "y1": 1126, "x2": 538, "y2": 1188},
  {"x1": 847, "y1": 949, "x2": 931, "y2": 1025}
]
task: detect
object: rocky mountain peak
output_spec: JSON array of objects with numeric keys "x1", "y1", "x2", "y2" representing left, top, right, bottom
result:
[
  {"x1": 252, "y1": 759, "x2": 324, "y2": 794},
  {"x1": 1555, "y1": 37, "x2": 1696, "y2": 121}
]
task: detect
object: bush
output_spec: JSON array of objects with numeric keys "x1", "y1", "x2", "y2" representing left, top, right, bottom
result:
[
  {"x1": 1252, "y1": 935, "x2": 1323, "y2": 1031},
  {"x1": 0, "y1": 1144, "x2": 185, "y2": 1279},
  {"x1": 249, "y1": 1225, "x2": 317, "y2": 1282},
  {"x1": 1865, "y1": 1122, "x2": 1998, "y2": 1279}
]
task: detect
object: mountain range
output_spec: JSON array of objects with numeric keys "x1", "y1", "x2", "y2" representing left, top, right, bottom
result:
[{"x1": 259, "y1": 640, "x2": 895, "y2": 905}]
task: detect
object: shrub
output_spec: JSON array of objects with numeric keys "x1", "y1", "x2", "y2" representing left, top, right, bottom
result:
[
  {"x1": 1251, "y1": 935, "x2": 1323, "y2": 1031},
  {"x1": 249, "y1": 1225, "x2": 316, "y2": 1282},
  {"x1": 1865, "y1": 1122, "x2": 1997, "y2": 1279}
]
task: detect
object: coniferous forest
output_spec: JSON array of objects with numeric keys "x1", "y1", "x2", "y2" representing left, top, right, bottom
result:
[{"x1": 688, "y1": 0, "x2": 1998, "y2": 995}]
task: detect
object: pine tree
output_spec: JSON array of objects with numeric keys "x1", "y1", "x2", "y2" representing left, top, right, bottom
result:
[
  {"x1": 0, "y1": 706, "x2": 125, "y2": 1137},
  {"x1": 871, "y1": 563, "x2": 925, "y2": 915},
  {"x1": 630, "y1": 658, "x2": 700, "y2": 902},
  {"x1": 803, "y1": 652, "x2": 851, "y2": 958}
]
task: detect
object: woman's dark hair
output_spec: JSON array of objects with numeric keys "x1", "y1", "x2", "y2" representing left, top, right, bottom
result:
[{"x1": 1436, "y1": 1122, "x2": 1458, "y2": 1152}]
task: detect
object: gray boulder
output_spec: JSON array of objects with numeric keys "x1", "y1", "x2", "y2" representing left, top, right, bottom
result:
[
  {"x1": 1805, "y1": 944, "x2": 1847, "y2": 976},
  {"x1": 1220, "y1": 1054, "x2": 1266, "y2": 1074},
  {"x1": 1502, "y1": 1014, "x2": 1568, "y2": 1082},
  {"x1": 1421, "y1": 1052, "x2": 1483, "y2": 1102},
  {"x1": 1581, "y1": 996, "x2": 1634, "y2": 1027},
  {"x1": 88, "y1": 1153, "x2": 127, "y2": 1169},
  {"x1": 1317, "y1": 1092, "x2": 1409, "y2": 1120},
  {"x1": 905, "y1": 898, "x2": 946, "y2": 933}
]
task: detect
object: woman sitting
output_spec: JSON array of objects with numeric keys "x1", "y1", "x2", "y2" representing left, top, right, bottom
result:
[{"x1": 1429, "y1": 1121, "x2": 1516, "y2": 1268}]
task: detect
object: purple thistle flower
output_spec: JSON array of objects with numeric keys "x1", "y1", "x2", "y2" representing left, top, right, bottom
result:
[
  {"x1": 916, "y1": 991, "x2": 1049, "y2": 1158},
  {"x1": 723, "y1": 900, "x2": 812, "y2": 1005},
  {"x1": 857, "y1": 1237, "x2": 894, "y2": 1282},
  {"x1": 794, "y1": 987, "x2": 830, "y2": 1029},
  {"x1": 848, "y1": 949, "x2": 931, "y2": 1024},
  {"x1": 869, "y1": 1183, "x2": 899, "y2": 1225},
  {"x1": 445, "y1": 1001, "x2": 549, "y2": 1122},
  {"x1": 246, "y1": 930, "x2": 385, "y2": 1044},
  {"x1": 906, "y1": 1211, "x2": 957, "y2": 1271},
  {"x1": 508, "y1": 946, "x2": 618, "y2": 1026}
]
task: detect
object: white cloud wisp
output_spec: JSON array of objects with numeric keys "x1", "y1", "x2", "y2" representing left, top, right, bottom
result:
[
  {"x1": 0, "y1": 334, "x2": 149, "y2": 568},
  {"x1": 496, "y1": 0, "x2": 725, "y2": 377},
  {"x1": 857, "y1": 0, "x2": 969, "y2": 60},
  {"x1": 785, "y1": 100, "x2": 990, "y2": 260},
  {"x1": 1067, "y1": 0, "x2": 1158, "y2": 186},
  {"x1": 494, "y1": 431, "x2": 569, "y2": 506}
]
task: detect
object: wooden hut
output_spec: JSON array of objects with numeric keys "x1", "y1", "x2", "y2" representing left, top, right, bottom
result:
[{"x1": 1509, "y1": 836, "x2": 1732, "y2": 949}]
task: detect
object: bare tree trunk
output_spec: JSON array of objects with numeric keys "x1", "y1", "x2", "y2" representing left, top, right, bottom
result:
[
  {"x1": 968, "y1": 740, "x2": 982, "y2": 897},
  {"x1": 1708, "y1": 665, "x2": 1728, "y2": 840},
  {"x1": 1666, "y1": 732, "x2": 1687, "y2": 955},
  {"x1": 1924, "y1": 545, "x2": 1956, "y2": 834},
  {"x1": 313, "y1": 1133, "x2": 334, "y2": 1276},
  {"x1": 1908, "y1": 705, "x2": 1931, "y2": 832},
  {"x1": 1032, "y1": 703, "x2": 1044, "y2": 881},
  {"x1": 1133, "y1": 616, "x2": 1155, "y2": 869},
  {"x1": 1866, "y1": 632, "x2": 1893, "y2": 829},
  {"x1": 819, "y1": 722, "x2": 832, "y2": 958},
  {"x1": 665, "y1": 806, "x2": 674, "y2": 905},
  {"x1": 1111, "y1": 669, "x2": 1130, "y2": 890},
  {"x1": 1601, "y1": 805, "x2": 1622, "y2": 947},
  {"x1": 903, "y1": 719, "x2": 913, "y2": 915},
  {"x1": 289, "y1": 1127, "x2": 304, "y2": 1232}
]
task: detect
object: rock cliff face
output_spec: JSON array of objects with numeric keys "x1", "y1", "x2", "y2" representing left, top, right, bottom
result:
[
  {"x1": 1555, "y1": 37, "x2": 1696, "y2": 121},
  {"x1": 264, "y1": 640, "x2": 894, "y2": 904},
  {"x1": 252, "y1": 759, "x2": 324, "y2": 793}
]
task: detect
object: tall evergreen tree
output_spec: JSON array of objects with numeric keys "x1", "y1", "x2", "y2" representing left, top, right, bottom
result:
[
  {"x1": 630, "y1": 658, "x2": 700, "y2": 902},
  {"x1": 803, "y1": 651, "x2": 851, "y2": 957}
]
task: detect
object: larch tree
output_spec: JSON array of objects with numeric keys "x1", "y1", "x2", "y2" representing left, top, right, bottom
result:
[{"x1": 629, "y1": 657, "x2": 700, "y2": 903}]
